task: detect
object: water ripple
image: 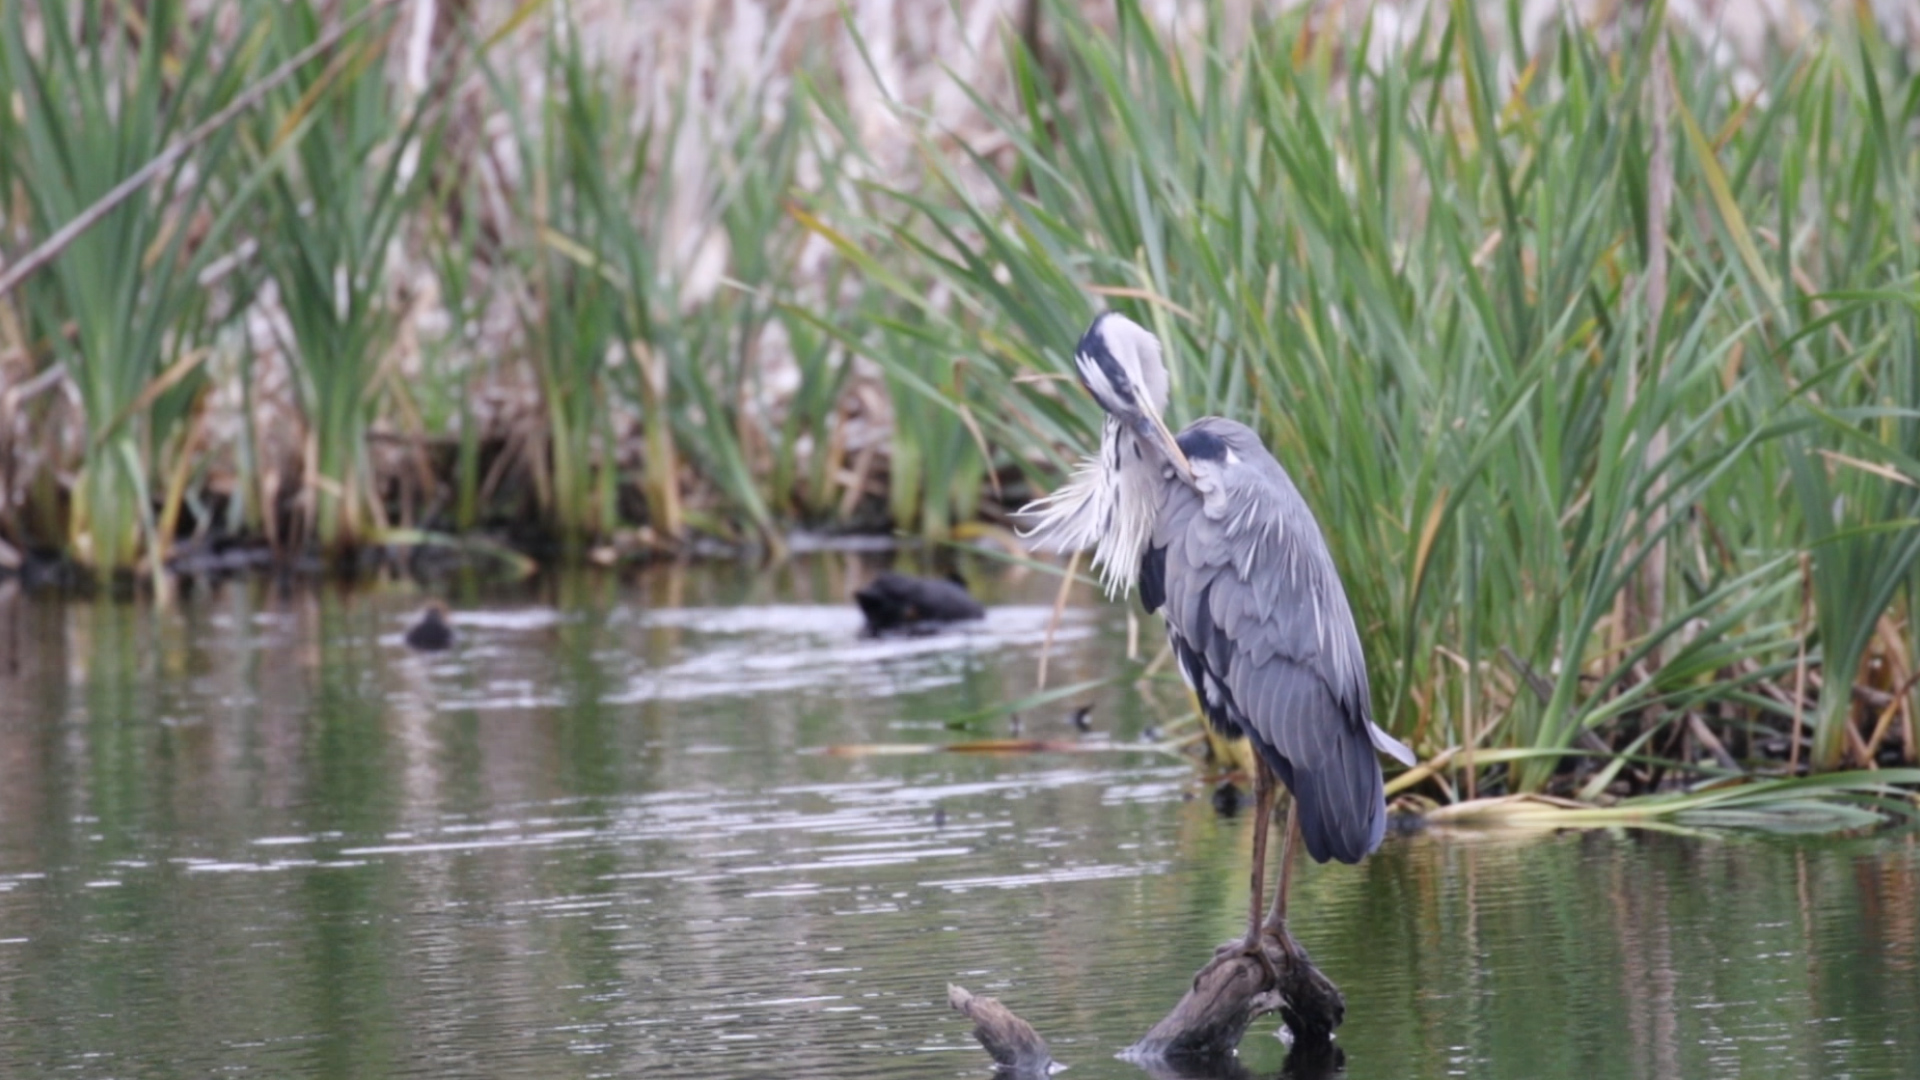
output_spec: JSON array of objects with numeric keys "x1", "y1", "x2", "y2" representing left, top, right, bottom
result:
[{"x1": 439, "y1": 604, "x2": 1099, "y2": 711}]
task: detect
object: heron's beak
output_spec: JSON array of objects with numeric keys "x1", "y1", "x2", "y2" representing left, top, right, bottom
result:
[{"x1": 1135, "y1": 405, "x2": 1193, "y2": 484}]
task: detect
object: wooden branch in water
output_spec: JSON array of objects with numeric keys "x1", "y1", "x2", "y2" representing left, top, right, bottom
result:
[
  {"x1": 947, "y1": 984, "x2": 1055, "y2": 1075},
  {"x1": 1129, "y1": 1039, "x2": 1347, "y2": 1080},
  {"x1": 1127, "y1": 928, "x2": 1345, "y2": 1063},
  {"x1": 1127, "y1": 948, "x2": 1281, "y2": 1061},
  {"x1": 947, "y1": 930, "x2": 1345, "y2": 1079}
]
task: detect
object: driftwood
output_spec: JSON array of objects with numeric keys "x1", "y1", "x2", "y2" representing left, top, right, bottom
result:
[
  {"x1": 950, "y1": 926, "x2": 1347, "y2": 1078},
  {"x1": 1127, "y1": 927, "x2": 1345, "y2": 1061},
  {"x1": 1129, "y1": 1038, "x2": 1347, "y2": 1080},
  {"x1": 947, "y1": 984, "x2": 1056, "y2": 1075}
]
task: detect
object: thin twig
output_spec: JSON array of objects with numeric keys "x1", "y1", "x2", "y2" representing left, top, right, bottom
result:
[
  {"x1": 1686, "y1": 713, "x2": 1739, "y2": 772},
  {"x1": 1035, "y1": 549, "x2": 1080, "y2": 691},
  {"x1": 1862, "y1": 617, "x2": 1917, "y2": 762},
  {"x1": 1138, "y1": 637, "x2": 1172, "y2": 679},
  {"x1": 1845, "y1": 721, "x2": 1873, "y2": 769},
  {"x1": 1384, "y1": 745, "x2": 1458, "y2": 797},
  {"x1": 4, "y1": 361, "x2": 69, "y2": 403},
  {"x1": 1905, "y1": 693, "x2": 1917, "y2": 766},
  {"x1": 1863, "y1": 669, "x2": 1920, "y2": 763},
  {"x1": 1790, "y1": 551, "x2": 1812, "y2": 774},
  {"x1": 1498, "y1": 645, "x2": 1553, "y2": 704},
  {"x1": 0, "y1": 2, "x2": 394, "y2": 299},
  {"x1": 1816, "y1": 448, "x2": 1916, "y2": 488},
  {"x1": 1638, "y1": 29, "x2": 1673, "y2": 660}
]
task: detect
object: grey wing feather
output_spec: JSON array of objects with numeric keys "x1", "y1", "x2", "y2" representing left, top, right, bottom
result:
[{"x1": 1154, "y1": 418, "x2": 1415, "y2": 865}]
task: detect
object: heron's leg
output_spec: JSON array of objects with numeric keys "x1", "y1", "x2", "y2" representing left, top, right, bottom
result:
[
  {"x1": 1240, "y1": 756, "x2": 1275, "y2": 951},
  {"x1": 1260, "y1": 798, "x2": 1302, "y2": 958}
]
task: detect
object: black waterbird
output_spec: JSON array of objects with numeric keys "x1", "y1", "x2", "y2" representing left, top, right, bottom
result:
[
  {"x1": 854, "y1": 571, "x2": 986, "y2": 636},
  {"x1": 404, "y1": 602, "x2": 454, "y2": 651}
]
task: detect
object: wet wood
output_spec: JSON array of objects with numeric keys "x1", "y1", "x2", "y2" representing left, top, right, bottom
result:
[
  {"x1": 949, "y1": 929, "x2": 1345, "y2": 1078},
  {"x1": 1129, "y1": 1038, "x2": 1347, "y2": 1080},
  {"x1": 1126, "y1": 927, "x2": 1345, "y2": 1063},
  {"x1": 947, "y1": 984, "x2": 1055, "y2": 1075}
]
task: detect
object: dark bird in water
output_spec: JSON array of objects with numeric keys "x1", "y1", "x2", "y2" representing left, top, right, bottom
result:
[
  {"x1": 854, "y1": 571, "x2": 986, "y2": 636},
  {"x1": 1212, "y1": 780, "x2": 1247, "y2": 818},
  {"x1": 1069, "y1": 705, "x2": 1094, "y2": 732},
  {"x1": 404, "y1": 602, "x2": 455, "y2": 651},
  {"x1": 1017, "y1": 312, "x2": 1415, "y2": 966}
]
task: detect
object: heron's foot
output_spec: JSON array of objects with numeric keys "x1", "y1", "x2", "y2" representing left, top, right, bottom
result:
[
  {"x1": 1196, "y1": 932, "x2": 1280, "y2": 992},
  {"x1": 1259, "y1": 918, "x2": 1306, "y2": 966},
  {"x1": 1207, "y1": 929, "x2": 1264, "y2": 963}
]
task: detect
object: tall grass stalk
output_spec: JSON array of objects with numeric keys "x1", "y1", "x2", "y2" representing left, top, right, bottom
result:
[
  {"x1": 0, "y1": 0, "x2": 264, "y2": 579},
  {"x1": 818, "y1": 0, "x2": 1920, "y2": 788},
  {"x1": 490, "y1": 17, "x2": 847, "y2": 549},
  {"x1": 250, "y1": 0, "x2": 443, "y2": 557},
  {"x1": 470, "y1": 18, "x2": 611, "y2": 550},
  {"x1": 1737, "y1": 23, "x2": 1920, "y2": 770}
]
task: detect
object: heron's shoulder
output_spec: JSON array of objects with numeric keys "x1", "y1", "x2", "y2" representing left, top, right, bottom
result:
[
  {"x1": 1176, "y1": 418, "x2": 1292, "y2": 477},
  {"x1": 1171, "y1": 417, "x2": 1304, "y2": 520},
  {"x1": 1174, "y1": 416, "x2": 1259, "y2": 457}
]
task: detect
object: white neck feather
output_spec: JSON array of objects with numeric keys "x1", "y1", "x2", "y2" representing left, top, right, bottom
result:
[{"x1": 1015, "y1": 418, "x2": 1159, "y2": 598}]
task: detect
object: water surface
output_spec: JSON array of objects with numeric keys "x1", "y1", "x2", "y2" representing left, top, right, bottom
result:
[{"x1": 1, "y1": 559, "x2": 1915, "y2": 1078}]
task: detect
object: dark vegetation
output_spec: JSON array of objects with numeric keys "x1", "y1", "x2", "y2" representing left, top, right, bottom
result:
[{"x1": 2, "y1": 0, "x2": 1918, "y2": 813}]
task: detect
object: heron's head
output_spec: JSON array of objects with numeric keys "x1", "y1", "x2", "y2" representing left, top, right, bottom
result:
[
  {"x1": 1073, "y1": 313, "x2": 1192, "y2": 482},
  {"x1": 1013, "y1": 312, "x2": 1196, "y2": 597}
]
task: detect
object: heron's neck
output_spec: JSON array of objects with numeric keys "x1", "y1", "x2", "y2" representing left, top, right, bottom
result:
[
  {"x1": 1013, "y1": 417, "x2": 1155, "y2": 600},
  {"x1": 1088, "y1": 419, "x2": 1156, "y2": 598}
]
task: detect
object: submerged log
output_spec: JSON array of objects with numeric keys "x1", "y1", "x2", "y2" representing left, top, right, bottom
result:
[
  {"x1": 1126, "y1": 927, "x2": 1345, "y2": 1063},
  {"x1": 947, "y1": 984, "x2": 1056, "y2": 1075},
  {"x1": 948, "y1": 927, "x2": 1345, "y2": 1078},
  {"x1": 1128, "y1": 1038, "x2": 1346, "y2": 1080}
]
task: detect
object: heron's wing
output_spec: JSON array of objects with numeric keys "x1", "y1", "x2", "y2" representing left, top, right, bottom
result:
[{"x1": 1148, "y1": 418, "x2": 1413, "y2": 864}]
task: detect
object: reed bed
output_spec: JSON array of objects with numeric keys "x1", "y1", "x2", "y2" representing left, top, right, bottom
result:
[
  {"x1": 1, "y1": 0, "x2": 1917, "y2": 808},
  {"x1": 813, "y1": 0, "x2": 1920, "y2": 806}
]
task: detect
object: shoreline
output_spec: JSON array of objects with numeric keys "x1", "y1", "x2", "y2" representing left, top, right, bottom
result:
[{"x1": 0, "y1": 522, "x2": 1022, "y2": 593}]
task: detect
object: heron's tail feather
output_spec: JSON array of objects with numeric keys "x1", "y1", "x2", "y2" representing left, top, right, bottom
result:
[
  {"x1": 1258, "y1": 725, "x2": 1387, "y2": 866},
  {"x1": 1367, "y1": 722, "x2": 1417, "y2": 767}
]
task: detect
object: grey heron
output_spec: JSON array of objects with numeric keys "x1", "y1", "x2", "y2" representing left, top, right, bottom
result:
[{"x1": 1017, "y1": 312, "x2": 1415, "y2": 960}]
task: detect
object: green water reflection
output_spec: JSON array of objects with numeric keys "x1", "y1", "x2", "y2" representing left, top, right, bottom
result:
[{"x1": 0, "y1": 561, "x2": 1915, "y2": 1079}]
